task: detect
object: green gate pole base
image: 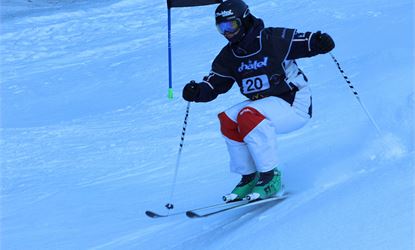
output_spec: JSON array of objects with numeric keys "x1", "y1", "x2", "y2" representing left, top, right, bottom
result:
[{"x1": 168, "y1": 88, "x2": 174, "y2": 100}]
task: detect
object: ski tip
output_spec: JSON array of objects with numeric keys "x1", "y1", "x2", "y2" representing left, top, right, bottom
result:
[
  {"x1": 186, "y1": 211, "x2": 202, "y2": 218},
  {"x1": 145, "y1": 210, "x2": 163, "y2": 218}
]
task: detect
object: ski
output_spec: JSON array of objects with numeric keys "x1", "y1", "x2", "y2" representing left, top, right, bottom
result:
[
  {"x1": 145, "y1": 210, "x2": 185, "y2": 218},
  {"x1": 146, "y1": 193, "x2": 289, "y2": 219},
  {"x1": 145, "y1": 199, "x2": 247, "y2": 218},
  {"x1": 186, "y1": 194, "x2": 289, "y2": 218}
]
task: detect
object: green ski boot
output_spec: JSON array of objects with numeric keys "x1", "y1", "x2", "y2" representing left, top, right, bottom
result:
[
  {"x1": 223, "y1": 172, "x2": 258, "y2": 202},
  {"x1": 246, "y1": 168, "x2": 282, "y2": 201}
]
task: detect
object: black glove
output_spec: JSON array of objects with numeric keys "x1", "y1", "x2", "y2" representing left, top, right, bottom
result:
[
  {"x1": 182, "y1": 80, "x2": 200, "y2": 102},
  {"x1": 311, "y1": 31, "x2": 335, "y2": 54}
]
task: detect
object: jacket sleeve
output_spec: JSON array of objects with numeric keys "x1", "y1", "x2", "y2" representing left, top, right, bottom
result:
[
  {"x1": 287, "y1": 31, "x2": 322, "y2": 59},
  {"x1": 194, "y1": 50, "x2": 235, "y2": 102},
  {"x1": 195, "y1": 72, "x2": 235, "y2": 102}
]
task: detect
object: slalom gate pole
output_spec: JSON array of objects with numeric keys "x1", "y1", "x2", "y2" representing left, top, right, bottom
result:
[
  {"x1": 329, "y1": 52, "x2": 383, "y2": 137},
  {"x1": 165, "y1": 101, "x2": 191, "y2": 211},
  {"x1": 167, "y1": 6, "x2": 174, "y2": 99}
]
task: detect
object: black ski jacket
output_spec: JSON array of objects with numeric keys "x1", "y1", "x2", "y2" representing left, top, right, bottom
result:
[{"x1": 194, "y1": 17, "x2": 330, "y2": 102}]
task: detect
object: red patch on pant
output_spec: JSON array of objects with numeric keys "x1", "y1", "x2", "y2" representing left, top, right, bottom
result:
[
  {"x1": 237, "y1": 107, "x2": 265, "y2": 139},
  {"x1": 218, "y1": 112, "x2": 243, "y2": 142}
]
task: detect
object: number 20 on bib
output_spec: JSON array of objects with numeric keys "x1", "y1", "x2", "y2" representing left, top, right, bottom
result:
[{"x1": 242, "y1": 75, "x2": 270, "y2": 94}]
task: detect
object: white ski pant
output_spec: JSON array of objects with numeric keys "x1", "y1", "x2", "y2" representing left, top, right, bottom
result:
[{"x1": 218, "y1": 86, "x2": 312, "y2": 175}]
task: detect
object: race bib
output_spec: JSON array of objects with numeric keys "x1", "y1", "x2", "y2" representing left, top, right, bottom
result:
[{"x1": 242, "y1": 74, "x2": 270, "y2": 94}]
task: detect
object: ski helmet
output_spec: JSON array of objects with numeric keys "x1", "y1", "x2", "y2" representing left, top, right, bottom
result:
[{"x1": 215, "y1": 0, "x2": 251, "y2": 43}]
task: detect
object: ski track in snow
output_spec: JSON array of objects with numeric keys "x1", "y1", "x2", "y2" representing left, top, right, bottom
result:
[{"x1": 1, "y1": 0, "x2": 414, "y2": 249}]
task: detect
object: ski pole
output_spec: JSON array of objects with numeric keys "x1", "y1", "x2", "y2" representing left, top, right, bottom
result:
[
  {"x1": 329, "y1": 52, "x2": 383, "y2": 137},
  {"x1": 165, "y1": 101, "x2": 191, "y2": 211}
]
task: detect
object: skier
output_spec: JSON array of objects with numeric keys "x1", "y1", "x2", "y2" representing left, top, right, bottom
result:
[{"x1": 182, "y1": 0, "x2": 335, "y2": 201}]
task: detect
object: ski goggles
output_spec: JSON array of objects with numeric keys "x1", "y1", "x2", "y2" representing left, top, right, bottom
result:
[{"x1": 216, "y1": 19, "x2": 242, "y2": 35}]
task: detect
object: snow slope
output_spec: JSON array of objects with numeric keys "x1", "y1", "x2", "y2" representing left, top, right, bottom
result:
[{"x1": 1, "y1": 0, "x2": 414, "y2": 249}]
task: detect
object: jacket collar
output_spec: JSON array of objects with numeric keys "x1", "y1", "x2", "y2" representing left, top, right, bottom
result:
[{"x1": 230, "y1": 17, "x2": 265, "y2": 56}]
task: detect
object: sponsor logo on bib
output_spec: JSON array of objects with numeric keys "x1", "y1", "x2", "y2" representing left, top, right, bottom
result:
[{"x1": 238, "y1": 57, "x2": 268, "y2": 72}]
